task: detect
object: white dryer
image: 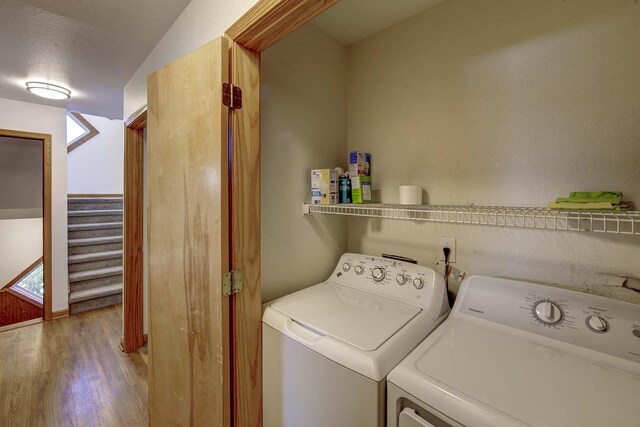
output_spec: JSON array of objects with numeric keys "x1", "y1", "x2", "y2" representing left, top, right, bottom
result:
[
  {"x1": 263, "y1": 253, "x2": 449, "y2": 427},
  {"x1": 388, "y1": 276, "x2": 640, "y2": 427}
]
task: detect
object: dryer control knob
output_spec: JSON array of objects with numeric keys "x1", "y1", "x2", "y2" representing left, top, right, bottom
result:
[
  {"x1": 354, "y1": 265, "x2": 364, "y2": 275},
  {"x1": 342, "y1": 262, "x2": 351, "y2": 272},
  {"x1": 413, "y1": 277, "x2": 424, "y2": 289},
  {"x1": 534, "y1": 301, "x2": 562, "y2": 324},
  {"x1": 396, "y1": 274, "x2": 407, "y2": 285},
  {"x1": 587, "y1": 315, "x2": 607, "y2": 332},
  {"x1": 372, "y1": 267, "x2": 386, "y2": 282}
]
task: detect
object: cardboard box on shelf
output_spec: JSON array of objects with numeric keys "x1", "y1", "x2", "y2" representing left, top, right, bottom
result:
[
  {"x1": 351, "y1": 175, "x2": 372, "y2": 204},
  {"x1": 349, "y1": 151, "x2": 370, "y2": 177},
  {"x1": 311, "y1": 169, "x2": 339, "y2": 205}
]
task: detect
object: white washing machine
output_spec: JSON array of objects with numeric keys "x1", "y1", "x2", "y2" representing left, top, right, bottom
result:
[
  {"x1": 263, "y1": 253, "x2": 449, "y2": 427},
  {"x1": 387, "y1": 275, "x2": 640, "y2": 427}
]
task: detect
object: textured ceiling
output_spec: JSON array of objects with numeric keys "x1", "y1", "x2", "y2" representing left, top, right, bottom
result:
[
  {"x1": 0, "y1": 0, "x2": 191, "y2": 119},
  {"x1": 313, "y1": 0, "x2": 445, "y2": 46}
]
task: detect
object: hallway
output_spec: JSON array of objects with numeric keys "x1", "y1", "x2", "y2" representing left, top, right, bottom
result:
[{"x1": 0, "y1": 305, "x2": 148, "y2": 426}]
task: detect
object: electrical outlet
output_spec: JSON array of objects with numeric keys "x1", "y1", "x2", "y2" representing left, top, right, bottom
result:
[
  {"x1": 439, "y1": 237, "x2": 456, "y2": 263},
  {"x1": 449, "y1": 265, "x2": 467, "y2": 282}
]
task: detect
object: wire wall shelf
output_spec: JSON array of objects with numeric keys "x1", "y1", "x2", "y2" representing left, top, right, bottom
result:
[{"x1": 302, "y1": 203, "x2": 640, "y2": 235}]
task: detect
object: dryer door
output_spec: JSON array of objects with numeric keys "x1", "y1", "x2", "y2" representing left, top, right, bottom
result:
[{"x1": 399, "y1": 408, "x2": 436, "y2": 427}]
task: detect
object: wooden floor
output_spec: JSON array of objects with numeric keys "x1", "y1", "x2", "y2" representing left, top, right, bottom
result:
[{"x1": 0, "y1": 304, "x2": 148, "y2": 426}]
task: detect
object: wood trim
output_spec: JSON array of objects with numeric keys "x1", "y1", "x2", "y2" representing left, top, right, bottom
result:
[
  {"x1": 4, "y1": 288, "x2": 43, "y2": 309},
  {"x1": 225, "y1": 0, "x2": 339, "y2": 52},
  {"x1": 43, "y1": 134, "x2": 52, "y2": 321},
  {"x1": 67, "y1": 112, "x2": 100, "y2": 153},
  {"x1": 228, "y1": 40, "x2": 263, "y2": 427},
  {"x1": 68, "y1": 193, "x2": 123, "y2": 198},
  {"x1": 51, "y1": 309, "x2": 69, "y2": 319},
  {"x1": 226, "y1": 2, "x2": 335, "y2": 423},
  {"x1": 0, "y1": 129, "x2": 53, "y2": 321},
  {"x1": 122, "y1": 106, "x2": 147, "y2": 353},
  {"x1": 2, "y1": 257, "x2": 43, "y2": 290},
  {"x1": 0, "y1": 317, "x2": 42, "y2": 333},
  {"x1": 122, "y1": 124, "x2": 145, "y2": 353},
  {"x1": 125, "y1": 105, "x2": 148, "y2": 129}
]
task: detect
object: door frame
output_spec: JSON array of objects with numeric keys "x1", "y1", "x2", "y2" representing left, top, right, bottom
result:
[
  {"x1": 122, "y1": 106, "x2": 146, "y2": 353},
  {"x1": 224, "y1": 1, "x2": 339, "y2": 425},
  {"x1": 0, "y1": 128, "x2": 53, "y2": 321}
]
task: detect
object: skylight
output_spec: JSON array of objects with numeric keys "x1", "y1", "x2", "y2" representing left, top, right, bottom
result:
[{"x1": 67, "y1": 112, "x2": 89, "y2": 145}]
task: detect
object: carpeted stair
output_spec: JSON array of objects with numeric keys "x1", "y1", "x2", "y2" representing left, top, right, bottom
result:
[{"x1": 68, "y1": 197, "x2": 123, "y2": 314}]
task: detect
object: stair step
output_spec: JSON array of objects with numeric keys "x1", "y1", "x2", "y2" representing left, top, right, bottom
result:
[
  {"x1": 69, "y1": 273, "x2": 122, "y2": 292},
  {"x1": 68, "y1": 222, "x2": 123, "y2": 231},
  {"x1": 68, "y1": 242, "x2": 122, "y2": 255},
  {"x1": 68, "y1": 221, "x2": 123, "y2": 239},
  {"x1": 68, "y1": 250, "x2": 123, "y2": 264},
  {"x1": 68, "y1": 209, "x2": 122, "y2": 217},
  {"x1": 68, "y1": 258, "x2": 122, "y2": 274},
  {"x1": 68, "y1": 236, "x2": 123, "y2": 247},
  {"x1": 68, "y1": 197, "x2": 122, "y2": 203},
  {"x1": 68, "y1": 198, "x2": 123, "y2": 212},
  {"x1": 69, "y1": 266, "x2": 122, "y2": 283},
  {"x1": 69, "y1": 283, "x2": 123, "y2": 304},
  {"x1": 69, "y1": 293, "x2": 123, "y2": 314}
]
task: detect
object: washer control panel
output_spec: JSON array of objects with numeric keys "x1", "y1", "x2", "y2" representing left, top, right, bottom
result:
[
  {"x1": 330, "y1": 253, "x2": 447, "y2": 313},
  {"x1": 459, "y1": 276, "x2": 640, "y2": 363}
]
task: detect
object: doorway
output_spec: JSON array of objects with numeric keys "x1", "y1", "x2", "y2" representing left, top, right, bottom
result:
[
  {"x1": 0, "y1": 129, "x2": 52, "y2": 327},
  {"x1": 122, "y1": 107, "x2": 146, "y2": 352}
]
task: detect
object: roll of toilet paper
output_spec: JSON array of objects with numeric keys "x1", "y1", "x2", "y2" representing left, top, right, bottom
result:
[{"x1": 399, "y1": 185, "x2": 422, "y2": 205}]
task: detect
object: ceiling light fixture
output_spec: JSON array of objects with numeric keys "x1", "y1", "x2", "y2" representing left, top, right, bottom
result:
[{"x1": 25, "y1": 81, "x2": 71, "y2": 100}]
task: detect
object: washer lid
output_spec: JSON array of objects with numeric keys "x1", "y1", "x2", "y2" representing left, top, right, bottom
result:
[{"x1": 270, "y1": 282, "x2": 421, "y2": 351}]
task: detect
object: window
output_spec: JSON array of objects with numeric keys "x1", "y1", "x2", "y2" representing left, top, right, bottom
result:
[
  {"x1": 67, "y1": 112, "x2": 90, "y2": 145},
  {"x1": 10, "y1": 261, "x2": 44, "y2": 303},
  {"x1": 66, "y1": 112, "x2": 99, "y2": 152}
]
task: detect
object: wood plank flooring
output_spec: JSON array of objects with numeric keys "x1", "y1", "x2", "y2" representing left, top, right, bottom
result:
[{"x1": 0, "y1": 304, "x2": 148, "y2": 427}]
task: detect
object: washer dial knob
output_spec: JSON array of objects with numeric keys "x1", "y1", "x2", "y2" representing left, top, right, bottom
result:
[
  {"x1": 372, "y1": 267, "x2": 386, "y2": 282},
  {"x1": 342, "y1": 262, "x2": 351, "y2": 272},
  {"x1": 396, "y1": 274, "x2": 407, "y2": 285},
  {"x1": 587, "y1": 315, "x2": 607, "y2": 332},
  {"x1": 354, "y1": 265, "x2": 364, "y2": 275},
  {"x1": 413, "y1": 277, "x2": 424, "y2": 289},
  {"x1": 534, "y1": 301, "x2": 562, "y2": 324}
]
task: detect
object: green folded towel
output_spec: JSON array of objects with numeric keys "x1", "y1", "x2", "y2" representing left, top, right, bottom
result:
[
  {"x1": 548, "y1": 202, "x2": 619, "y2": 210},
  {"x1": 555, "y1": 192, "x2": 622, "y2": 205}
]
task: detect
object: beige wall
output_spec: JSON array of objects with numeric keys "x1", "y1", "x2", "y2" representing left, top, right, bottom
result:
[
  {"x1": 126, "y1": 0, "x2": 640, "y2": 305},
  {"x1": 67, "y1": 113, "x2": 124, "y2": 194},
  {"x1": 345, "y1": 0, "x2": 640, "y2": 303},
  {"x1": 261, "y1": 25, "x2": 348, "y2": 303},
  {"x1": 0, "y1": 97, "x2": 68, "y2": 312}
]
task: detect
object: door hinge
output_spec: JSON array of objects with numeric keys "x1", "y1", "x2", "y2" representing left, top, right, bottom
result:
[
  {"x1": 223, "y1": 270, "x2": 243, "y2": 296},
  {"x1": 222, "y1": 83, "x2": 242, "y2": 109}
]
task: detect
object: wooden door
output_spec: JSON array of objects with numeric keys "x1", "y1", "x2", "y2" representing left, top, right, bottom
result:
[{"x1": 147, "y1": 37, "x2": 230, "y2": 426}]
